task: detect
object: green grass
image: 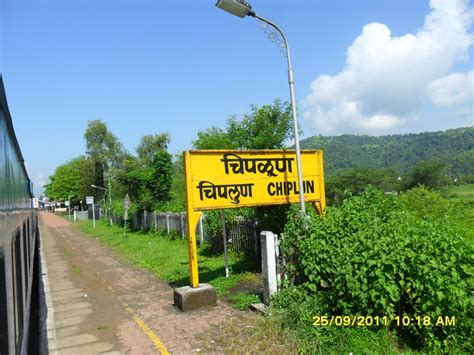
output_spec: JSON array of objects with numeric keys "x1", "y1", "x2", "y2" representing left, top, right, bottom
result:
[
  {"x1": 445, "y1": 184, "x2": 474, "y2": 228},
  {"x1": 228, "y1": 292, "x2": 261, "y2": 310},
  {"x1": 445, "y1": 184, "x2": 474, "y2": 203},
  {"x1": 70, "y1": 265, "x2": 81, "y2": 275},
  {"x1": 74, "y1": 219, "x2": 260, "y2": 308}
]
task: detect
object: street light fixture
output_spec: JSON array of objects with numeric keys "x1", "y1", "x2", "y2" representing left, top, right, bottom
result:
[
  {"x1": 216, "y1": 0, "x2": 253, "y2": 17},
  {"x1": 215, "y1": 0, "x2": 306, "y2": 213},
  {"x1": 91, "y1": 184, "x2": 106, "y2": 191}
]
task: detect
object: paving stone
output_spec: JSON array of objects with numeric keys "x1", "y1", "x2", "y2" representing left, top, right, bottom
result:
[
  {"x1": 51, "y1": 289, "x2": 84, "y2": 301},
  {"x1": 55, "y1": 307, "x2": 93, "y2": 319},
  {"x1": 39, "y1": 211, "x2": 254, "y2": 354},
  {"x1": 52, "y1": 333, "x2": 98, "y2": 350},
  {"x1": 54, "y1": 301, "x2": 91, "y2": 313},
  {"x1": 52, "y1": 325, "x2": 81, "y2": 339},
  {"x1": 53, "y1": 315, "x2": 87, "y2": 328},
  {"x1": 56, "y1": 341, "x2": 114, "y2": 355}
]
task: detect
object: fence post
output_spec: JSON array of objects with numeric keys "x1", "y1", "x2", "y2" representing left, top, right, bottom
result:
[
  {"x1": 166, "y1": 213, "x2": 170, "y2": 235},
  {"x1": 180, "y1": 213, "x2": 185, "y2": 238},
  {"x1": 153, "y1": 211, "x2": 157, "y2": 230}
]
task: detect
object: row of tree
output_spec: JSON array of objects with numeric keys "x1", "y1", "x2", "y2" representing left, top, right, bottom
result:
[
  {"x1": 45, "y1": 99, "x2": 468, "y2": 214},
  {"x1": 44, "y1": 120, "x2": 173, "y2": 211},
  {"x1": 301, "y1": 126, "x2": 474, "y2": 177},
  {"x1": 44, "y1": 100, "x2": 295, "y2": 234},
  {"x1": 325, "y1": 160, "x2": 452, "y2": 204}
]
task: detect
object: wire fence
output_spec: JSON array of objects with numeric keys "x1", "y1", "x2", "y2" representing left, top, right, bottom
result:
[
  {"x1": 107, "y1": 210, "x2": 260, "y2": 258},
  {"x1": 205, "y1": 217, "x2": 261, "y2": 258}
]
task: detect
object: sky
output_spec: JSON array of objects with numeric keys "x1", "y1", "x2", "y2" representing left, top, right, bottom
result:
[{"x1": 1, "y1": 0, "x2": 473, "y2": 196}]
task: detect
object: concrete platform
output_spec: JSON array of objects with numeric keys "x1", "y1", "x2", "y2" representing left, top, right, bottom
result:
[{"x1": 173, "y1": 283, "x2": 217, "y2": 311}]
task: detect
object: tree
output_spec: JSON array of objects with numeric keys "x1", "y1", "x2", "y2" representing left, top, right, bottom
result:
[
  {"x1": 149, "y1": 150, "x2": 173, "y2": 204},
  {"x1": 84, "y1": 120, "x2": 127, "y2": 207},
  {"x1": 192, "y1": 99, "x2": 294, "y2": 150},
  {"x1": 191, "y1": 99, "x2": 295, "y2": 233},
  {"x1": 193, "y1": 127, "x2": 235, "y2": 150},
  {"x1": 229, "y1": 99, "x2": 294, "y2": 149},
  {"x1": 114, "y1": 156, "x2": 149, "y2": 208},
  {"x1": 402, "y1": 161, "x2": 449, "y2": 190},
  {"x1": 84, "y1": 120, "x2": 126, "y2": 170},
  {"x1": 43, "y1": 156, "x2": 95, "y2": 203},
  {"x1": 115, "y1": 151, "x2": 173, "y2": 211},
  {"x1": 136, "y1": 133, "x2": 170, "y2": 164},
  {"x1": 326, "y1": 167, "x2": 400, "y2": 205}
]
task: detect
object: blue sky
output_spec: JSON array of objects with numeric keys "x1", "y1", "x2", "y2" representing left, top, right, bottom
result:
[{"x1": 1, "y1": 0, "x2": 472, "y2": 196}]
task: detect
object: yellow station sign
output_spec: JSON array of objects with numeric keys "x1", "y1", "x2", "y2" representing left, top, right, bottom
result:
[{"x1": 184, "y1": 150, "x2": 326, "y2": 287}]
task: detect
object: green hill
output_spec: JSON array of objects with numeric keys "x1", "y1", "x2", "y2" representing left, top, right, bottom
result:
[{"x1": 300, "y1": 127, "x2": 474, "y2": 177}]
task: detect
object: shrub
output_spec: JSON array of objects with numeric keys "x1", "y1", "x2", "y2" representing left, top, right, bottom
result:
[{"x1": 282, "y1": 187, "x2": 473, "y2": 351}]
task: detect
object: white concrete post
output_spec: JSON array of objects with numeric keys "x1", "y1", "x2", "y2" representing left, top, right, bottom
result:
[
  {"x1": 166, "y1": 213, "x2": 170, "y2": 234},
  {"x1": 275, "y1": 233, "x2": 281, "y2": 289},
  {"x1": 260, "y1": 231, "x2": 278, "y2": 304},
  {"x1": 92, "y1": 203, "x2": 96, "y2": 228}
]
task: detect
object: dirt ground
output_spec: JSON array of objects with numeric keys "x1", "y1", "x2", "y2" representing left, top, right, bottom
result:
[{"x1": 39, "y1": 212, "x2": 256, "y2": 354}]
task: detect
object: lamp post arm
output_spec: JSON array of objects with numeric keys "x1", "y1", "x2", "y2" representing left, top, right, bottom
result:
[
  {"x1": 251, "y1": 14, "x2": 290, "y2": 63},
  {"x1": 250, "y1": 13, "x2": 306, "y2": 214}
]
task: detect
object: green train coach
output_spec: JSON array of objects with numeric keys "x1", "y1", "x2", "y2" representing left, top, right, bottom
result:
[{"x1": 0, "y1": 75, "x2": 39, "y2": 355}]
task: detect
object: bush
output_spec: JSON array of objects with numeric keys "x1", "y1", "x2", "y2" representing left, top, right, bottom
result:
[
  {"x1": 282, "y1": 187, "x2": 473, "y2": 352},
  {"x1": 270, "y1": 286, "x2": 398, "y2": 353}
]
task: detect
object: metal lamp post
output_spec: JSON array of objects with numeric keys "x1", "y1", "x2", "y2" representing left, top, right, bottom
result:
[
  {"x1": 91, "y1": 184, "x2": 111, "y2": 224},
  {"x1": 68, "y1": 194, "x2": 74, "y2": 220},
  {"x1": 216, "y1": 0, "x2": 306, "y2": 213}
]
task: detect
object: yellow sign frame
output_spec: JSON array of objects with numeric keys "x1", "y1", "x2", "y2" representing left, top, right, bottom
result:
[{"x1": 184, "y1": 149, "x2": 325, "y2": 287}]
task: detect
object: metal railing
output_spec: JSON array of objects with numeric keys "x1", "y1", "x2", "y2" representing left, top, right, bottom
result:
[{"x1": 105, "y1": 210, "x2": 260, "y2": 257}]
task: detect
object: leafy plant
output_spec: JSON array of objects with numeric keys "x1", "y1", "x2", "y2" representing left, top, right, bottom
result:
[{"x1": 282, "y1": 187, "x2": 473, "y2": 352}]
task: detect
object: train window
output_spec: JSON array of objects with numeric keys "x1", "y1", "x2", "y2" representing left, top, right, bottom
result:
[
  {"x1": 11, "y1": 232, "x2": 24, "y2": 352},
  {"x1": 0, "y1": 252, "x2": 8, "y2": 354}
]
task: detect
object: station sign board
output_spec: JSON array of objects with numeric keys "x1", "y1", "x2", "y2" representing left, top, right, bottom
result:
[
  {"x1": 86, "y1": 196, "x2": 94, "y2": 205},
  {"x1": 187, "y1": 150, "x2": 325, "y2": 211},
  {"x1": 184, "y1": 149, "x2": 325, "y2": 288}
]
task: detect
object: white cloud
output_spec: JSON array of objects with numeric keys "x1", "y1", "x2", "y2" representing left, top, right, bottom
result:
[
  {"x1": 427, "y1": 70, "x2": 474, "y2": 107},
  {"x1": 303, "y1": 0, "x2": 474, "y2": 135}
]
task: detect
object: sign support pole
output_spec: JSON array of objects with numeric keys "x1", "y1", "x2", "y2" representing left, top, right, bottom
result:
[
  {"x1": 186, "y1": 209, "x2": 202, "y2": 288},
  {"x1": 184, "y1": 151, "x2": 202, "y2": 288}
]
